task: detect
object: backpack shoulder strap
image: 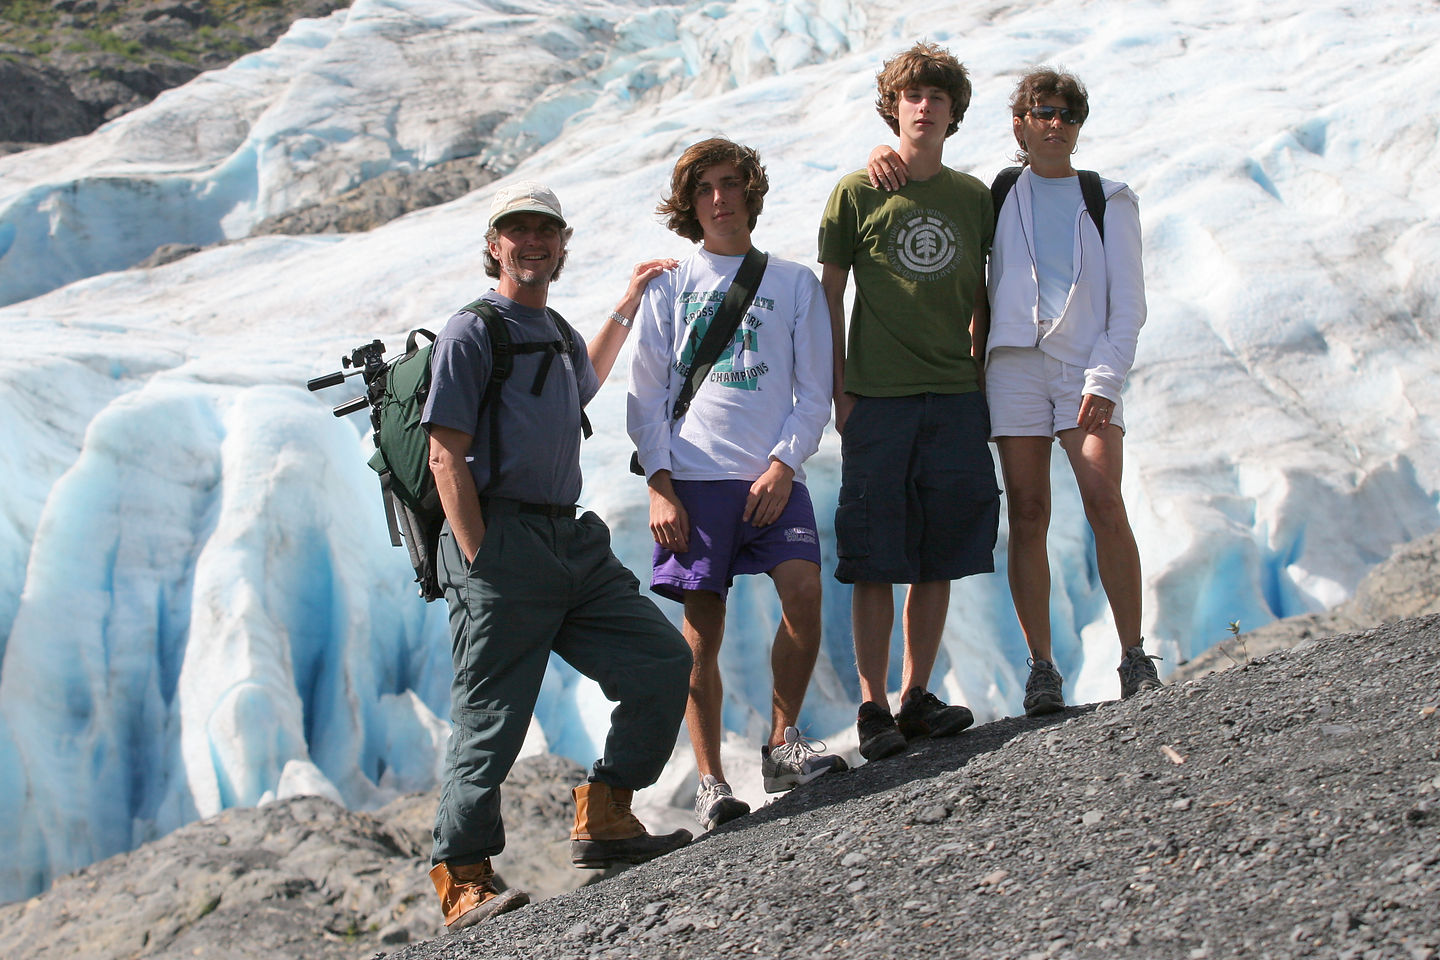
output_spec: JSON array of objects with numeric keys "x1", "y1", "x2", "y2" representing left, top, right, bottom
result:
[
  {"x1": 457, "y1": 299, "x2": 513, "y2": 494},
  {"x1": 460, "y1": 298, "x2": 514, "y2": 383},
  {"x1": 991, "y1": 166, "x2": 1023, "y2": 225},
  {"x1": 546, "y1": 308, "x2": 593, "y2": 439},
  {"x1": 1077, "y1": 170, "x2": 1106, "y2": 244},
  {"x1": 671, "y1": 248, "x2": 768, "y2": 422}
]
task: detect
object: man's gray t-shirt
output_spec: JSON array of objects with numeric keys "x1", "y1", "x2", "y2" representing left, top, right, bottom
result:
[{"x1": 422, "y1": 291, "x2": 599, "y2": 505}]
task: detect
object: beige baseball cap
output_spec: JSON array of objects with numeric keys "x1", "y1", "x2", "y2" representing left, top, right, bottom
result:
[{"x1": 487, "y1": 180, "x2": 566, "y2": 228}]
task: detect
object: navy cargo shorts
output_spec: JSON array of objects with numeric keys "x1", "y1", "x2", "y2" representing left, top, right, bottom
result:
[{"x1": 834, "y1": 392, "x2": 1000, "y2": 584}]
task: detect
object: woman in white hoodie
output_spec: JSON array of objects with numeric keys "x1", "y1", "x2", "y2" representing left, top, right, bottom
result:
[
  {"x1": 866, "y1": 68, "x2": 1160, "y2": 713},
  {"x1": 984, "y1": 68, "x2": 1158, "y2": 713}
]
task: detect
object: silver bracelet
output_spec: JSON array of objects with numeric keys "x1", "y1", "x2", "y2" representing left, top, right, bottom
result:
[{"x1": 608, "y1": 311, "x2": 633, "y2": 328}]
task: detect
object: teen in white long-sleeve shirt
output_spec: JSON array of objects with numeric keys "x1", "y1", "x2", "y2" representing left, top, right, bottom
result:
[
  {"x1": 626, "y1": 139, "x2": 841, "y2": 834},
  {"x1": 628, "y1": 248, "x2": 832, "y2": 483}
]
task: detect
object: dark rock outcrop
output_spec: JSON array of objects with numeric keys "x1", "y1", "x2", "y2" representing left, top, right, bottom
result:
[
  {"x1": 0, "y1": 0, "x2": 349, "y2": 147},
  {"x1": 252, "y1": 157, "x2": 499, "y2": 236},
  {"x1": 0, "y1": 59, "x2": 92, "y2": 148}
]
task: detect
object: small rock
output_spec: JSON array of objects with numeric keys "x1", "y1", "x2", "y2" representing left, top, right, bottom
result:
[
  {"x1": 1082, "y1": 811, "x2": 1104, "y2": 826},
  {"x1": 912, "y1": 805, "x2": 950, "y2": 824}
]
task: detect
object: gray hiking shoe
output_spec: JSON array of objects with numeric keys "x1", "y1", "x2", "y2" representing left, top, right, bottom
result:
[
  {"x1": 896, "y1": 687, "x2": 974, "y2": 740},
  {"x1": 1118, "y1": 642, "x2": 1163, "y2": 698},
  {"x1": 761, "y1": 726, "x2": 849, "y2": 793},
  {"x1": 1023, "y1": 657, "x2": 1066, "y2": 716},
  {"x1": 856, "y1": 701, "x2": 907, "y2": 761},
  {"x1": 694, "y1": 774, "x2": 750, "y2": 830}
]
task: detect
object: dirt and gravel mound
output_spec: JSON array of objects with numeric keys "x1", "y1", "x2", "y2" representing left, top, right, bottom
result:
[
  {"x1": 393, "y1": 616, "x2": 1440, "y2": 960},
  {"x1": 0, "y1": 754, "x2": 588, "y2": 960}
]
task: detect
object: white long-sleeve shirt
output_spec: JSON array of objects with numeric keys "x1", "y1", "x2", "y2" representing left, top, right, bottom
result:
[
  {"x1": 627, "y1": 248, "x2": 833, "y2": 483},
  {"x1": 986, "y1": 167, "x2": 1147, "y2": 403}
]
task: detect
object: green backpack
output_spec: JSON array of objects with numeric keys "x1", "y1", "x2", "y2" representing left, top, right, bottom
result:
[{"x1": 363, "y1": 299, "x2": 588, "y2": 600}]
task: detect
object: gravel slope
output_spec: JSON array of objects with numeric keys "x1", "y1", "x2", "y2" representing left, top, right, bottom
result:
[{"x1": 390, "y1": 616, "x2": 1440, "y2": 960}]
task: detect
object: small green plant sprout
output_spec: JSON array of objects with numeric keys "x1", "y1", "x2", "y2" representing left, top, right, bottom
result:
[{"x1": 1220, "y1": 619, "x2": 1248, "y2": 666}]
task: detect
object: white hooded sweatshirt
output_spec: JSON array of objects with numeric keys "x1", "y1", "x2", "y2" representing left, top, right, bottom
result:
[{"x1": 986, "y1": 166, "x2": 1146, "y2": 403}]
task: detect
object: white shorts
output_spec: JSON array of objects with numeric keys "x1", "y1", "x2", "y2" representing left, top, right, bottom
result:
[{"x1": 986, "y1": 346, "x2": 1125, "y2": 438}]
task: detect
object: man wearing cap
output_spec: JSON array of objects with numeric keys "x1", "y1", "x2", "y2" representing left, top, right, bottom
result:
[{"x1": 422, "y1": 181, "x2": 694, "y2": 931}]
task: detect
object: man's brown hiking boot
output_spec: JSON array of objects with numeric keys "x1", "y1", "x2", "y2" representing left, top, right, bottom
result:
[
  {"x1": 570, "y1": 780, "x2": 692, "y2": 868},
  {"x1": 429, "y1": 859, "x2": 529, "y2": 930}
]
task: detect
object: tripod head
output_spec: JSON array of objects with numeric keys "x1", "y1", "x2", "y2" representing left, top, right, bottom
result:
[{"x1": 306, "y1": 340, "x2": 388, "y2": 418}]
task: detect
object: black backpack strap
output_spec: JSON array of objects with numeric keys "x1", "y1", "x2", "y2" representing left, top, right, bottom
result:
[
  {"x1": 460, "y1": 300, "x2": 512, "y2": 496},
  {"x1": 991, "y1": 166, "x2": 1106, "y2": 245},
  {"x1": 671, "y1": 248, "x2": 768, "y2": 421},
  {"x1": 1077, "y1": 170, "x2": 1106, "y2": 244},
  {"x1": 991, "y1": 166, "x2": 1023, "y2": 225},
  {"x1": 547, "y1": 308, "x2": 593, "y2": 439},
  {"x1": 459, "y1": 300, "x2": 593, "y2": 495}
]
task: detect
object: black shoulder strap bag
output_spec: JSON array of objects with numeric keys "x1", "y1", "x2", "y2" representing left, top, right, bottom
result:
[{"x1": 630, "y1": 247, "x2": 769, "y2": 476}]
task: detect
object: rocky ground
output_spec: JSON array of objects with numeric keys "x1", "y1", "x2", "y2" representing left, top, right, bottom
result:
[
  {"x1": 0, "y1": 0, "x2": 348, "y2": 150},
  {"x1": 0, "y1": 753, "x2": 592, "y2": 960},
  {"x1": 4, "y1": 609, "x2": 1435, "y2": 960},
  {"x1": 388, "y1": 615, "x2": 1439, "y2": 960}
]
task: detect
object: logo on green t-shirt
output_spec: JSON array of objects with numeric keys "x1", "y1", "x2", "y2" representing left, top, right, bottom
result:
[{"x1": 888, "y1": 210, "x2": 960, "y2": 281}]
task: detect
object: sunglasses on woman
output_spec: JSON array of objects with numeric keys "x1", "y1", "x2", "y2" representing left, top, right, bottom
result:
[{"x1": 1028, "y1": 105, "x2": 1083, "y2": 125}]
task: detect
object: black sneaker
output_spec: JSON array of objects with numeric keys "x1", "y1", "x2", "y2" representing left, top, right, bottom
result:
[
  {"x1": 1023, "y1": 658, "x2": 1066, "y2": 716},
  {"x1": 1118, "y1": 642, "x2": 1163, "y2": 698},
  {"x1": 856, "y1": 701, "x2": 907, "y2": 761},
  {"x1": 896, "y1": 687, "x2": 974, "y2": 740}
]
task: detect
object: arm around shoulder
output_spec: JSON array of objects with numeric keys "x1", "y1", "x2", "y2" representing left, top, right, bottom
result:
[{"x1": 589, "y1": 257, "x2": 678, "y2": 384}]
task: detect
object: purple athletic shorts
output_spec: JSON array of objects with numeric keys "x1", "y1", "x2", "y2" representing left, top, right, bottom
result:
[{"x1": 651, "y1": 479, "x2": 821, "y2": 602}]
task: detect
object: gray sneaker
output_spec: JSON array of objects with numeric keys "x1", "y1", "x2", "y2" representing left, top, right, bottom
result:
[
  {"x1": 694, "y1": 774, "x2": 749, "y2": 830},
  {"x1": 761, "y1": 726, "x2": 849, "y2": 793},
  {"x1": 1023, "y1": 657, "x2": 1065, "y2": 716},
  {"x1": 1118, "y1": 642, "x2": 1163, "y2": 698}
]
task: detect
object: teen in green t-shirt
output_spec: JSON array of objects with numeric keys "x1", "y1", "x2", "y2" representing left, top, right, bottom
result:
[{"x1": 817, "y1": 41, "x2": 999, "y2": 762}]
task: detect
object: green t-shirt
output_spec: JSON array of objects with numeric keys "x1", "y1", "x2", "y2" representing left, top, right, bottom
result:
[{"x1": 817, "y1": 167, "x2": 994, "y2": 396}]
